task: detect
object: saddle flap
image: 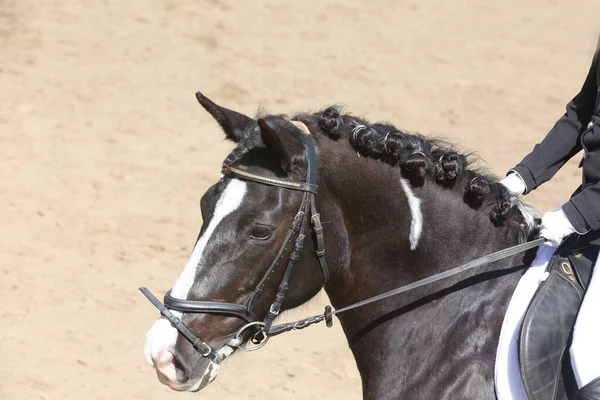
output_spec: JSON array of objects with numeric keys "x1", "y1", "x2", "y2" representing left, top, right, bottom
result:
[{"x1": 518, "y1": 243, "x2": 598, "y2": 400}]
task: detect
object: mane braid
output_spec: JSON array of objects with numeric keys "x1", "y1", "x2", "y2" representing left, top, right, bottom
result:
[
  {"x1": 220, "y1": 107, "x2": 537, "y2": 242},
  {"x1": 308, "y1": 106, "x2": 536, "y2": 240}
]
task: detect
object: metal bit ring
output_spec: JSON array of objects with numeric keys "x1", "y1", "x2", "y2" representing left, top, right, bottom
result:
[{"x1": 232, "y1": 321, "x2": 269, "y2": 352}]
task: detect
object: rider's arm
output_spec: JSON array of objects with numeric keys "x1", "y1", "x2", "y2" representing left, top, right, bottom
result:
[
  {"x1": 510, "y1": 45, "x2": 599, "y2": 194},
  {"x1": 562, "y1": 182, "x2": 600, "y2": 233}
]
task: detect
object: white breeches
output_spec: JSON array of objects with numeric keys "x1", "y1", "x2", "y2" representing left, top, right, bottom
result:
[
  {"x1": 495, "y1": 245, "x2": 600, "y2": 399},
  {"x1": 571, "y1": 247, "x2": 600, "y2": 388}
]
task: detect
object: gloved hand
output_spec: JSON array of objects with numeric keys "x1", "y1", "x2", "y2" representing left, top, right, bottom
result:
[
  {"x1": 539, "y1": 208, "x2": 576, "y2": 246},
  {"x1": 499, "y1": 173, "x2": 527, "y2": 197}
]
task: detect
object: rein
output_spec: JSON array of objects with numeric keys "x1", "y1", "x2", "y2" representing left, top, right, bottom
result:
[
  {"x1": 139, "y1": 119, "x2": 544, "y2": 362},
  {"x1": 265, "y1": 237, "x2": 545, "y2": 337}
]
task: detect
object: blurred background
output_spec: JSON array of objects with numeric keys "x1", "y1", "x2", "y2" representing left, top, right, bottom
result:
[{"x1": 1, "y1": 1, "x2": 598, "y2": 399}]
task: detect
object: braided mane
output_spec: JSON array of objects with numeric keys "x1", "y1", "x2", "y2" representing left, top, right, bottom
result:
[{"x1": 223, "y1": 106, "x2": 538, "y2": 239}]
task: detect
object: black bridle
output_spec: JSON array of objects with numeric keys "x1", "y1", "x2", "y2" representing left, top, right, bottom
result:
[
  {"x1": 140, "y1": 121, "x2": 545, "y2": 364},
  {"x1": 140, "y1": 122, "x2": 331, "y2": 362}
]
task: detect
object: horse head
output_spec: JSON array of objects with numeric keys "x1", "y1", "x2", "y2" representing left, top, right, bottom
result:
[{"x1": 143, "y1": 94, "x2": 328, "y2": 391}]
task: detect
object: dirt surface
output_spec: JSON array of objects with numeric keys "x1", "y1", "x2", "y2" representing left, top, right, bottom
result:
[{"x1": 1, "y1": 1, "x2": 598, "y2": 399}]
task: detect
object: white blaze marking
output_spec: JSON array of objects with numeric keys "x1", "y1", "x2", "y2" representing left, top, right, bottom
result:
[
  {"x1": 400, "y1": 178, "x2": 423, "y2": 250},
  {"x1": 144, "y1": 318, "x2": 178, "y2": 366},
  {"x1": 144, "y1": 179, "x2": 247, "y2": 367},
  {"x1": 171, "y1": 179, "x2": 247, "y2": 300}
]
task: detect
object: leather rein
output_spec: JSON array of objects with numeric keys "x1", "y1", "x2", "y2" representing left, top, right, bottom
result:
[{"x1": 139, "y1": 120, "x2": 544, "y2": 363}]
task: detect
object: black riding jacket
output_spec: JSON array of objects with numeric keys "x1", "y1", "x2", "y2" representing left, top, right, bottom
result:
[{"x1": 512, "y1": 37, "x2": 600, "y2": 233}]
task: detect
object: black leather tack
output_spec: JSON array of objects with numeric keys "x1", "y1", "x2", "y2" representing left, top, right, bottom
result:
[
  {"x1": 577, "y1": 377, "x2": 600, "y2": 400},
  {"x1": 519, "y1": 236, "x2": 599, "y2": 400}
]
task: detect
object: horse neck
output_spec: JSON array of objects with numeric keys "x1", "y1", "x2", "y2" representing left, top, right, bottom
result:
[{"x1": 316, "y1": 140, "x2": 526, "y2": 399}]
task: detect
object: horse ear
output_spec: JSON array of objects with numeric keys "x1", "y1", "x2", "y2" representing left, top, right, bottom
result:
[
  {"x1": 258, "y1": 119, "x2": 304, "y2": 172},
  {"x1": 195, "y1": 92, "x2": 254, "y2": 142}
]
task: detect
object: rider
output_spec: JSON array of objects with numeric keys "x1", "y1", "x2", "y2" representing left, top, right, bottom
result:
[{"x1": 500, "y1": 36, "x2": 600, "y2": 399}]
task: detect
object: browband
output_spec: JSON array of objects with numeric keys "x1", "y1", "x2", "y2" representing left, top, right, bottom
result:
[{"x1": 227, "y1": 166, "x2": 318, "y2": 194}]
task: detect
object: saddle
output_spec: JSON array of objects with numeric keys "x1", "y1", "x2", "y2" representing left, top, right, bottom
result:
[{"x1": 519, "y1": 232, "x2": 600, "y2": 400}]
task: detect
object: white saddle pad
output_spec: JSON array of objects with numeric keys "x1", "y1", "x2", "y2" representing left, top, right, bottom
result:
[{"x1": 494, "y1": 244, "x2": 556, "y2": 400}]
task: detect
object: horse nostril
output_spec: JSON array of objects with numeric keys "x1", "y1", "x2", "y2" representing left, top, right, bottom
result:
[
  {"x1": 172, "y1": 354, "x2": 189, "y2": 383},
  {"x1": 154, "y1": 350, "x2": 178, "y2": 383},
  {"x1": 154, "y1": 349, "x2": 173, "y2": 368}
]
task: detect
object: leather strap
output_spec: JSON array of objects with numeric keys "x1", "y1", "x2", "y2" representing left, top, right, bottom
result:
[
  {"x1": 578, "y1": 376, "x2": 600, "y2": 400},
  {"x1": 301, "y1": 133, "x2": 330, "y2": 283},
  {"x1": 140, "y1": 287, "x2": 217, "y2": 361},
  {"x1": 266, "y1": 238, "x2": 545, "y2": 336},
  {"x1": 310, "y1": 196, "x2": 330, "y2": 282},
  {"x1": 245, "y1": 208, "x2": 306, "y2": 312},
  {"x1": 328, "y1": 238, "x2": 545, "y2": 316},
  {"x1": 264, "y1": 232, "x2": 307, "y2": 332},
  {"x1": 227, "y1": 166, "x2": 318, "y2": 194},
  {"x1": 163, "y1": 290, "x2": 256, "y2": 323}
]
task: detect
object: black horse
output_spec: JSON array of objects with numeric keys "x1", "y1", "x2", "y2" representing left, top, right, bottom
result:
[{"x1": 143, "y1": 93, "x2": 539, "y2": 399}]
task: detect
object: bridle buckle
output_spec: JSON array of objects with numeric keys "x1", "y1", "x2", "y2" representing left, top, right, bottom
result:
[{"x1": 192, "y1": 339, "x2": 213, "y2": 357}]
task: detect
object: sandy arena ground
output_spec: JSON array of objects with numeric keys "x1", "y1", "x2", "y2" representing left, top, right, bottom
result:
[{"x1": 1, "y1": 1, "x2": 598, "y2": 399}]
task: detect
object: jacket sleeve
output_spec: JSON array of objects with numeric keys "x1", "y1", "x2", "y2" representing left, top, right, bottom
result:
[
  {"x1": 511, "y1": 45, "x2": 599, "y2": 193},
  {"x1": 563, "y1": 183, "x2": 600, "y2": 233}
]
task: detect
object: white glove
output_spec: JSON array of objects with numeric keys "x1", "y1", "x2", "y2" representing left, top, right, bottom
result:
[
  {"x1": 499, "y1": 173, "x2": 526, "y2": 197},
  {"x1": 539, "y1": 208, "x2": 576, "y2": 246}
]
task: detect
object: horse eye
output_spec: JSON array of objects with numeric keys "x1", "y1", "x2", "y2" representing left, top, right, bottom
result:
[{"x1": 249, "y1": 225, "x2": 273, "y2": 241}]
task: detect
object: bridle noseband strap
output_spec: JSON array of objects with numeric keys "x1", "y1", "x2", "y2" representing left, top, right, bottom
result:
[
  {"x1": 140, "y1": 287, "x2": 219, "y2": 361},
  {"x1": 163, "y1": 290, "x2": 256, "y2": 323}
]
